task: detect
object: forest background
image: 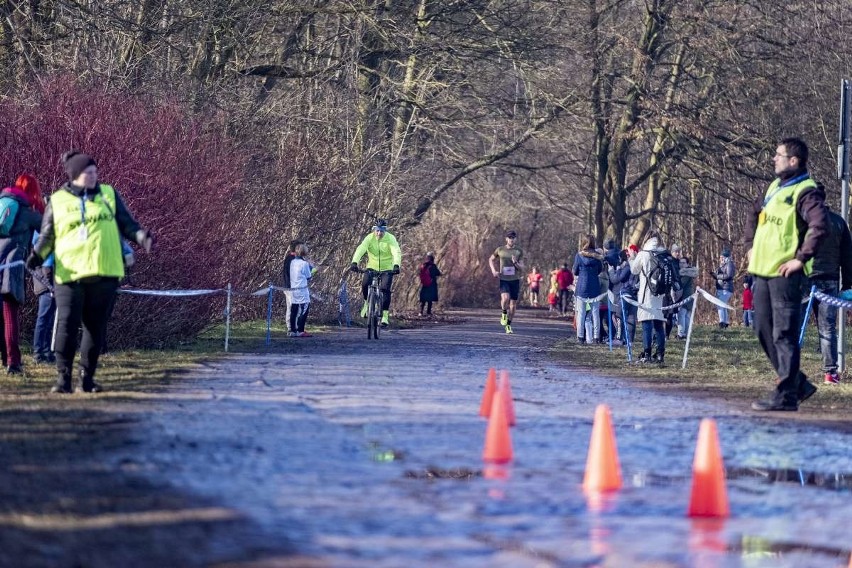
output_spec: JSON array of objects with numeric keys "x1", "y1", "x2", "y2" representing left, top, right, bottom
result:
[{"x1": 0, "y1": 0, "x2": 850, "y2": 345}]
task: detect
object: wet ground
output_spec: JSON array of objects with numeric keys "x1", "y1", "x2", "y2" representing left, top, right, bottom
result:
[{"x1": 1, "y1": 309, "x2": 851, "y2": 567}]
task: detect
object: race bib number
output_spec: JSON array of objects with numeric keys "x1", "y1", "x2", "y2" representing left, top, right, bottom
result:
[{"x1": 502, "y1": 266, "x2": 516, "y2": 276}]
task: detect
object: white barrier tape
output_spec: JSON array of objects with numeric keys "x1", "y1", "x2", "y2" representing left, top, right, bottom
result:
[
  {"x1": 812, "y1": 290, "x2": 852, "y2": 309},
  {"x1": 696, "y1": 287, "x2": 736, "y2": 310},
  {"x1": 251, "y1": 285, "x2": 308, "y2": 296},
  {"x1": 621, "y1": 292, "x2": 698, "y2": 312},
  {"x1": 575, "y1": 291, "x2": 608, "y2": 303},
  {"x1": 0, "y1": 260, "x2": 24, "y2": 271},
  {"x1": 118, "y1": 288, "x2": 225, "y2": 297}
]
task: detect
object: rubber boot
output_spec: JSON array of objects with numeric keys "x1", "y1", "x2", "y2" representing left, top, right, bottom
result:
[
  {"x1": 75, "y1": 368, "x2": 103, "y2": 393},
  {"x1": 50, "y1": 369, "x2": 73, "y2": 394}
]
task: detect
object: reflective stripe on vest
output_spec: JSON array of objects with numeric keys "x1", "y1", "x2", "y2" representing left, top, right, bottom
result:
[
  {"x1": 51, "y1": 185, "x2": 124, "y2": 284},
  {"x1": 747, "y1": 177, "x2": 816, "y2": 278}
]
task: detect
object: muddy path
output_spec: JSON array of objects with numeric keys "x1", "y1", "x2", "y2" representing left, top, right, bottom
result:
[{"x1": 1, "y1": 309, "x2": 851, "y2": 567}]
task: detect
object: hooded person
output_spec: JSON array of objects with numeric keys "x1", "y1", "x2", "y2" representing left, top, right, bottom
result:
[
  {"x1": 629, "y1": 230, "x2": 667, "y2": 364},
  {"x1": 28, "y1": 151, "x2": 153, "y2": 393},
  {"x1": 0, "y1": 174, "x2": 44, "y2": 373}
]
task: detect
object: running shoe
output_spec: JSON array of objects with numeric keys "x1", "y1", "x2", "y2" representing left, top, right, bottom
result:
[
  {"x1": 287, "y1": 331, "x2": 297, "y2": 337},
  {"x1": 298, "y1": 332, "x2": 313, "y2": 337},
  {"x1": 500, "y1": 312, "x2": 508, "y2": 326},
  {"x1": 505, "y1": 325, "x2": 513, "y2": 334},
  {"x1": 825, "y1": 372, "x2": 841, "y2": 384}
]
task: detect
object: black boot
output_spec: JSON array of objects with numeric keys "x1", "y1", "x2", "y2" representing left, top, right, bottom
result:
[
  {"x1": 637, "y1": 348, "x2": 652, "y2": 363},
  {"x1": 75, "y1": 369, "x2": 103, "y2": 394},
  {"x1": 50, "y1": 370, "x2": 73, "y2": 394}
]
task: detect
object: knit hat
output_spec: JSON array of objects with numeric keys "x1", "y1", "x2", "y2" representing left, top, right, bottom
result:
[
  {"x1": 670, "y1": 243, "x2": 681, "y2": 253},
  {"x1": 721, "y1": 248, "x2": 731, "y2": 258},
  {"x1": 63, "y1": 151, "x2": 97, "y2": 181}
]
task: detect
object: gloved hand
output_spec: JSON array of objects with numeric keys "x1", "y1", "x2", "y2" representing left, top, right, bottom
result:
[
  {"x1": 349, "y1": 262, "x2": 359, "y2": 273},
  {"x1": 136, "y1": 229, "x2": 154, "y2": 253},
  {"x1": 392, "y1": 264, "x2": 400, "y2": 275},
  {"x1": 26, "y1": 252, "x2": 43, "y2": 270}
]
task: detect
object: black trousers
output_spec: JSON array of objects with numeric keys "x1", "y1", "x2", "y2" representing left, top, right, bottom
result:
[
  {"x1": 753, "y1": 273, "x2": 804, "y2": 402},
  {"x1": 288, "y1": 302, "x2": 310, "y2": 333},
  {"x1": 53, "y1": 278, "x2": 119, "y2": 380},
  {"x1": 361, "y1": 272, "x2": 394, "y2": 311}
]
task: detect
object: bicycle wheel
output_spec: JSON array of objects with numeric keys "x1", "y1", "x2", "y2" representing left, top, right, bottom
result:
[
  {"x1": 367, "y1": 287, "x2": 376, "y2": 339},
  {"x1": 370, "y1": 289, "x2": 382, "y2": 339}
]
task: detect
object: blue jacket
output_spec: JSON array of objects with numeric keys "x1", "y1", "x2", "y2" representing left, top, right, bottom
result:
[{"x1": 572, "y1": 250, "x2": 603, "y2": 298}]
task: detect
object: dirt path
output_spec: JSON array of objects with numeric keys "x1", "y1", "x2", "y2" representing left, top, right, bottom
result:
[{"x1": 1, "y1": 309, "x2": 850, "y2": 567}]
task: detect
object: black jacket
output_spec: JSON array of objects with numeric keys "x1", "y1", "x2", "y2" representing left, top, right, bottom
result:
[
  {"x1": 34, "y1": 183, "x2": 142, "y2": 262},
  {"x1": 809, "y1": 209, "x2": 852, "y2": 289}
]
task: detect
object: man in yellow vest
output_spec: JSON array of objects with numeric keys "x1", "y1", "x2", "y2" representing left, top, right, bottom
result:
[
  {"x1": 747, "y1": 138, "x2": 828, "y2": 411},
  {"x1": 349, "y1": 218, "x2": 402, "y2": 327}
]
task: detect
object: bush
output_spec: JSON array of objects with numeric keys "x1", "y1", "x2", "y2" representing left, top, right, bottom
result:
[{"x1": 0, "y1": 77, "x2": 247, "y2": 347}]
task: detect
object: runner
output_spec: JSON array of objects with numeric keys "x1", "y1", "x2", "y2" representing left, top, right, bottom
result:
[
  {"x1": 526, "y1": 266, "x2": 544, "y2": 307},
  {"x1": 349, "y1": 218, "x2": 402, "y2": 328},
  {"x1": 489, "y1": 230, "x2": 524, "y2": 334}
]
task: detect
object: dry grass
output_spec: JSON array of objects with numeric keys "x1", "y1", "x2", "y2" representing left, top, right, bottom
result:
[{"x1": 550, "y1": 324, "x2": 852, "y2": 412}]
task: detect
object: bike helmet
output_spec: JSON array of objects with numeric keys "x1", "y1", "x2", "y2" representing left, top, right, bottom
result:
[{"x1": 372, "y1": 218, "x2": 388, "y2": 232}]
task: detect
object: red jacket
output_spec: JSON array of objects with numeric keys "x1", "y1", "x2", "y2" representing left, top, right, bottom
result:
[
  {"x1": 556, "y1": 268, "x2": 574, "y2": 289},
  {"x1": 743, "y1": 288, "x2": 753, "y2": 310}
]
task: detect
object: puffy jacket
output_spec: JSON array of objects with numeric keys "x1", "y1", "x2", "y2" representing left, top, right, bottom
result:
[
  {"x1": 572, "y1": 249, "x2": 603, "y2": 299},
  {"x1": 0, "y1": 189, "x2": 42, "y2": 303},
  {"x1": 714, "y1": 259, "x2": 735, "y2": 292}
]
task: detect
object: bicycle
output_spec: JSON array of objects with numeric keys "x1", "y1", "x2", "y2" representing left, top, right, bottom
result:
[{"x1": 357, "y1": 268, "x2": 393, "y2": 339}]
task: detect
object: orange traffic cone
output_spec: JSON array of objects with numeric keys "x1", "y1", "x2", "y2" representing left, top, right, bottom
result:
[
  {"x1": 483, "y1": 387, "x2": 513, "y2": 463},
  {"x1": 687, "y1": 418, "x2": 730, "y2": 518},
  {"x1": 583, "y1": 404, "x2": 623, "y2": 492},
  {"x1": 499, "y1": 370, "x2": 517, "y2": 426},
  {"x1": 479, "y1": 368, "x2": 498, "y2": 418}
]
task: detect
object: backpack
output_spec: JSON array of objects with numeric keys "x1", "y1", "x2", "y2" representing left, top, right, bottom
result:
[
  {"x1": 645, "y1": 250, "x2": 681, "y2": 297},
  {"x1": 419, "y1": 263, "x2": 433, "y2": 287},
  {"x1": 0, "y1": 197, "x2": 20, "y2": 238}
]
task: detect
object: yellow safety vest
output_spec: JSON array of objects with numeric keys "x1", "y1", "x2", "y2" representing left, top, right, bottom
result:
[
  {"x1": 51, "y1": 185, "x2": 124, "y2": 284},
  {"x1": 748, "y1": 176, "x2": 816, "y2": 278}
]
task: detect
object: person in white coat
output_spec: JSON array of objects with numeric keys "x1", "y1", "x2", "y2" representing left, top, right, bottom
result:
[
  {"x1": 629, "y1": 231, "x2": 667, "y2": 364},
  {"x1": 288, "y1": 243, "x2": 314, "y2": 337}
]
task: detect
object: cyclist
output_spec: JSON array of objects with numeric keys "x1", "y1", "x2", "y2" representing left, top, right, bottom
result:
[
  {"x1": 489, "y1": 230, "x2": 524, "y2": 334},
  {"x1": 349, "y1": 218, "x2": 401, "y2": 327}
]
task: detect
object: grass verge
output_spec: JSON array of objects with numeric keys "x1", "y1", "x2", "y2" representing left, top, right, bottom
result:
[{"x1": 550, "y1": 324, "x2": 852, "y2": 415}]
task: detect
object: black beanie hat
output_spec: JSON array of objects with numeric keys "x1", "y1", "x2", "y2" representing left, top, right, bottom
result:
[{"x1": 62, "y1": 151, "x2": 97, "y2": 181}]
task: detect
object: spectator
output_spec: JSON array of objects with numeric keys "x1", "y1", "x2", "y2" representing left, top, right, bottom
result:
[
  {"x1": 670, "y1": 244, "x2": 698, "y2": 339},
  {"x1": 747, "y1": 137, "x2": 826, "y2": 411},
  {"x1": 526, "y1": 266, "x2": 544, "y2": 307},
  {"x1": 0, "y1": 174, "x2": 44, "y2": 374},
  {"x1": 287, "y1": 242, "x2": 314, "y2": 337},
  {"x1": 29, "y1": 151, "x2": 153, "y2": 393},
  {"x1": 572, "y1": 234, "x2": 603, "y2": 344},
  {"x1": 806, "y1": 202, "x2": 852, "y2": 384},
  {"x1": 31, "y1": 231, "x2": 55, "y2": 364},
  {"x1": 742, "y1": 281, "x2": 754, "y2": 328},
  {"x1": 555, "y1": 263, "x2": 574, "y2": 316},
  {"x1": 547, "y1": 279, "x2": 558, "y2": 313},
  {"x1": 418, "y1": 252, "x2": 442, "y2": 317},
  {"x1": 713, "y1": 248, "x2": 736, "y2": 328},
  {"x1": 607, "y1": 248, "x2": 630, "y2": 344},
  {"x1": 629, "y1": 231, "x2": 667, "y2": 365}
]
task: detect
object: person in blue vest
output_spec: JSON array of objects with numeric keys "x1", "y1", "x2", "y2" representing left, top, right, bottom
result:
[
  {"x1": 27, "y1": 151, "x2": 153, "y2": 394},
  {"x1": 747, "y1": 138, "x2": 828, "y2": 411}
]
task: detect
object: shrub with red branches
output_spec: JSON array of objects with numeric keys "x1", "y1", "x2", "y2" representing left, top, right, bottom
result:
[{"x1": 0, "y1": 77, "x2": 247, "y2": 347}]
